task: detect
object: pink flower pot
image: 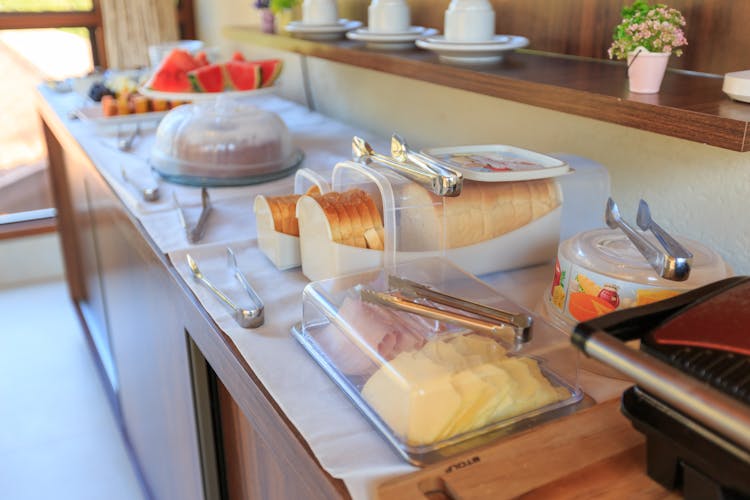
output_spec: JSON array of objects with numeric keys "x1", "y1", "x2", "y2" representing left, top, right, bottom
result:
[
  {"x1": 259, "y1": 8, "x2": 276, "y2": 33},
  {"x1": 627, "y1": 50, "x2": 671, "y2": 94}
]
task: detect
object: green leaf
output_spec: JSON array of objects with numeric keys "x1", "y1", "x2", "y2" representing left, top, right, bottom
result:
[{"x1": 270, "y1": 0, "x2": 300, "y2": 13}]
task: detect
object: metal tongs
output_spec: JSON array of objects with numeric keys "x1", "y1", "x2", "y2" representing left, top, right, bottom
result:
[
  {"x1": 185, "y1": 249, "x2": 264, "y2": 328},
  {"x1": 117, "y1": 123, "x2": 140, "y2": 152},
  {"x1": 174, "y1": 188, "x2": 212, "y2": 243},
  {"x1": 605, "y1": 198, "x2": 692, "y2": 281},
  {"x1": 352, "y1": 135, "x2": 463, "y2": 197},
  {"x1": 360, "y1": 275, "x2": 533, "y2": 349},
  {"x1": 120, "y1": 165, "x2": 160, "y2": 202}
]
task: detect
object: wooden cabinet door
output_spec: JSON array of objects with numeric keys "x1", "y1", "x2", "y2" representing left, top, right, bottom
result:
[
  {"x1": 89, "y1": 179, "x2": 205, "y2": 500},
  {"x1": 56, "y1": 143, "x2": 119, "y2": 390},
  {"x1": 45, "y1": 121, "x2": 206, "y2": 500}
]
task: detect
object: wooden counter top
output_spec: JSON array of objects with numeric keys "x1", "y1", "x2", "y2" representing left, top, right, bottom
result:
[{"x1": 225, "y1": 26, "x2": 750, "y2": 152}]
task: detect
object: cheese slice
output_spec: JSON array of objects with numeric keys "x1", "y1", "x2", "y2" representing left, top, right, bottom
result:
[
  {"x1": 362, "y1": 351, "x2": 462, "y2": 446},
  {"x1": 361, "y1": 338, "x2": 567, "y2": 447}
]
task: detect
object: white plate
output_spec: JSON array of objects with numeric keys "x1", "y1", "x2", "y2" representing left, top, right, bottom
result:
[
  {"x1": 75, "y1": 105, "x2": 168, "y2": 126},
  {"x1": 424, "y1": 34, "x2": 511, "y2": 45},
  {"x1": 722, "y1": 70, "x2": 750, "y2": 104},
  {"x1": 137, "y1": 85, "x2": 276, "y2": 102},
  {"x1": 284, "y1": 19, "x2": 362, "y2": 40},
  {"x1": 346, "y1": 26, "x2": 438, "y2": 50},
  {"x1": 421, "y1": 145, "x2": 570, "y2": 182},
  {"x1": 416, "y1": 35, "x2": 529, "y2": 64}
]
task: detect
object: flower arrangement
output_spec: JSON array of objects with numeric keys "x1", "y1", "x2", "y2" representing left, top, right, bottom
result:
[{"x1": 608, "y1": 0, "x2": 687, "y2": 60}]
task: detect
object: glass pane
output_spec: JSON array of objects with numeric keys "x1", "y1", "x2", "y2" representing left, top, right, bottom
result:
[
  {"x1": 1, "y1": 28, "x2": 93, "y2": 216},
  {"x1": 0, "y1": 0, "x2": 94, "y2": 13}
]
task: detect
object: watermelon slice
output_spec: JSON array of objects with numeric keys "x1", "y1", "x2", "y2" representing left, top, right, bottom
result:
[
  {"x1": 194, "y1": 51, "x2": 210, "y2": 67},
  {"x1": 146, "y1": 49, "x2": 199, "y2": 92},
  {"x1": 188, "y1": 64, "x2": 226, "y2": 92},
  {"x1": 232, "y1": 51, "x2": 245, "y2": 62},
  {"x1": 255, "y1": 59, "x2": 283, "y2": 87},
  {"x1": 223, "y1": 60, "x2": 261, "y2": 91}
]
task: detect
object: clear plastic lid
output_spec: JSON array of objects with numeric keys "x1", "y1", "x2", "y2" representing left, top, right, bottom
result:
[
  {"x1": 295, "y1": 160, "x2": 562, "y2": 281},
  {"x1": 294, "y1": 258, "x2": 582, "y2": 463},
  {"x1": 559, "y1": 228, "x2": 730, "y2": 289},
  {"x1": 150, "y1": 98, "x2": 300, "y2": 186},
  {"x1": 544, "y1": 228, "x2": 733, "y2": 327}
]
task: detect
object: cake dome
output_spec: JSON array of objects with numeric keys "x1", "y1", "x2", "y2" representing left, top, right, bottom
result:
[{"x1": 150, "y1": 98, "x2": 302, "y2": 186}]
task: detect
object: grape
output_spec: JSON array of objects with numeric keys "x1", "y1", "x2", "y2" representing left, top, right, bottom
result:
[{"x1": 88, "y1": 82, "x2": 115, "y2": 102}]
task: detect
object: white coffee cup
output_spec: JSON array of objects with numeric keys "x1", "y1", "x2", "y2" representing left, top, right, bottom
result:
[
  {"x1": 302, "y1": 0, "x2": 339, "y2": 25},
  {"x1": 444, "y1": 0, "x2": 495, "y2": 42},
  {"x1": 368, "y1": 0, "x2": 411, "y2": 34}
]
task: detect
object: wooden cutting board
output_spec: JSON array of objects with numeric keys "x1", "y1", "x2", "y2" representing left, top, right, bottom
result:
[{"x1": 378, "y1": 399, "x2": 678, "y2": 499}]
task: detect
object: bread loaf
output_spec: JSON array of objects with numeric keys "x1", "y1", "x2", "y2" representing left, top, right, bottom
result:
[
  {"x1": 305, "y1": 189, "x2": 384, "y2": 250},
  {"x1": 263, "y1": 185, "x2": 321, "y2": 237},
  {"x1": 398, "y1": 179, "x2": 561, "y2": 250}
]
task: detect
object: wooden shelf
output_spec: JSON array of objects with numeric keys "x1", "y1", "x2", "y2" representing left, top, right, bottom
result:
[{"x1": 224, "y1": 26, "x2": 750, "y2": 152}]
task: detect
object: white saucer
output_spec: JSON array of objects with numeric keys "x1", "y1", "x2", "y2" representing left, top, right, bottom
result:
[
  {"x1": 416, "y1": 35, "x2": 529, "y2": 64},
  {"x1": 424, "y1": 34, "x2": 511, "y2": 45},
  {"x1": 284, "y1": 19, "x2": 362, "y2": 40},
  {"x1": 346, "y1": 26, "x2": 438, "y2": 50}
]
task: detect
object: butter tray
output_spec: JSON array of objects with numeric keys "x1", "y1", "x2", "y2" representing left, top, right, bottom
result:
[
  {"x1": 422, "y1": 145, "x2": 571, "y2": 182},
  {"x1": 291, "y1": 257, "x2": 585, "y2": 465}
]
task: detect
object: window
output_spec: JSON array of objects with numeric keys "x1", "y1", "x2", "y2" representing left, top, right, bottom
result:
[{"x1": 0, "y1": 0, "x2": 194, "y2": 236}]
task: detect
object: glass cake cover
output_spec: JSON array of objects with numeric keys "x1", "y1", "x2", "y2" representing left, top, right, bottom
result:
[
  {"x1": 150, "y1": 98, "x2": 302, "y2": 186},
  {"x1": 293, "y1": 257, "x2": 584, "y2": 465}
]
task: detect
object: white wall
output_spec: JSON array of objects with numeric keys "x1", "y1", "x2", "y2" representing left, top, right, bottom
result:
[
  {"x1": 197, "y1": 7, "x2": 750, "y2": 274},
  {"x1": 0, "y1": 233, "x2": 65, "y2": 289}
]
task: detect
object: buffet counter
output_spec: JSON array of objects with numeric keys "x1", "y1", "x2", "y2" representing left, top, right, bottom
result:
[{"x1": 38, "y1": 85, "x2": 664, "y2": 499}]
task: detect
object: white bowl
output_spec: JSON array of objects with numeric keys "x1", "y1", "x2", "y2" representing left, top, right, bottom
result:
[{"x1": 722, "y1": 70, "x2": 750, "y2": 103}]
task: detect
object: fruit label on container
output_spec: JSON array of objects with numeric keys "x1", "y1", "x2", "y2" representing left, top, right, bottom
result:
[{"x1": 546, "y1": 255, "x2": 682, "y2": 323}]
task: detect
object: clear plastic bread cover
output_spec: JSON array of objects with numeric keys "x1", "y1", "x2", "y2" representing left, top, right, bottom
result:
[
  {"x1": 295, "y1": 257, "x2": 582, "y2": 459},
  {"x1": 150, "y1": 98, "x2": 293, "y2": 179},
  {"x1": 331, "y1": 160, "x2": 447, "y2": 267}
]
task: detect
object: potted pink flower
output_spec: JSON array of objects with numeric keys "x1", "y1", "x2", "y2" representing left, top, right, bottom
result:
[{"x1": 608, "y1": 0, "x2": 688, "y2": 93}]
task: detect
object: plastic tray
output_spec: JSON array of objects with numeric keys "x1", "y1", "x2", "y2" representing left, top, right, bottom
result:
[{"x1": 293, "y1": 258, "x2": 583, "y2": 464}]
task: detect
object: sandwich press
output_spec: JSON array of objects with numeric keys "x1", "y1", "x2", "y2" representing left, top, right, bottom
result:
[{"x1": 573, "y1": 276, "x2": 750, "y2": 499}]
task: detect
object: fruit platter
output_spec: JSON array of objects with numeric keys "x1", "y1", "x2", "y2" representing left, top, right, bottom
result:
[
  {"x1": 73, "y1": 70, "x2": 183, "y2": 125},
  {"x1": 139, "y1": 49, "x2": 283, "y2": 101}
]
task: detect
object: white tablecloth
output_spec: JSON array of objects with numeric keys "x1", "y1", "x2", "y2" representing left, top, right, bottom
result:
[{"x1": 43, "y1": 86, "x2": 630, "y2": 499}]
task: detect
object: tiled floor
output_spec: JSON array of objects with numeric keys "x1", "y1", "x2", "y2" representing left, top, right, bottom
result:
[{"x1": 0, "y1": 280, "x2": 145, "y2": 500}]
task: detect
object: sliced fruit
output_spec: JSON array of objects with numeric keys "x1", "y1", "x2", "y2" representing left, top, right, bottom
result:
[
  {"x1": 223, "y1": 60, "x2": 261, "y2": 91},
  {"x1": 636, "y1": 288, "x2": 681, "y2": 306},
  {"x1": 194, "y1": 51, "x2": 210, "y2": 67},
  {"x1": 567, "y1": 292, "x2": 616, "y2": 322},
  {"x1": 575, "y1": 273, "x2": 601, "y2": 296},
  {"x1": 188, "y1": 63, "x2": 226, "y2": 92},
  {"x1": 232, "y1": 51, "x2": 245, "y2": 62},
  {"x1": 255, "y1": 58, "x2": 283, "y2": 87},
  {"x1": 146, "y1": 48, "x2": 199, "y2": 92}
]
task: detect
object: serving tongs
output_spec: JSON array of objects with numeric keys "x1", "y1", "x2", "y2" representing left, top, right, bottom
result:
[
  {"x1": 186, "y1": 250, "x2": 264, "y2": 328},
  {"x1": 390, "y1": 134, "x2": 463, "y2": 196},
  {"x1": 117, "y1": 123, "x2": 140, "y2": 152},
  {"x1": 120, "y1": 165, "x2": 160, "y2": 202},
  {"x1": 606, "y1": 198, "x2": 691, "y2": 281},
  {"x1": 360, "y1": 276, "x2": 533, "y2": 350},
  {"x1": 174, "y1": 188, "x2": 212, "y2": 243},
  {"x1": 352, "y1": 136, "x2": 462, "y2": 197}
]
